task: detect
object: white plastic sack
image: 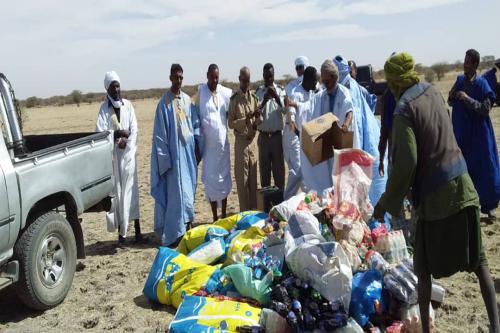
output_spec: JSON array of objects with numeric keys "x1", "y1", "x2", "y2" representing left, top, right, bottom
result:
[
  {"x1": 286, "y1": 241, "x2": 352, "y2": 310},
  {"x1": 284, "y1": 210, "x2": 325, "y2": 257},
  {"x1": 270, "y1": 192, "x2": 306, "y2": 222},
  {"x1": 187, "y1": 238, "x2": 226, "y2": 265},
  {"x1": 331, "y1": 149, "x2": 374, "y2": 230}
]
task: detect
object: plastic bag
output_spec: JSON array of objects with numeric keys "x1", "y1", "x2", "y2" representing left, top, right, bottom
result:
[
  {"x1": 214, "y1": 210, "x2": 261, "y2": 231},
  {"x1": 222, "y1": 264, "x2": 272, "y2": 305},
  {"x1": 284, "y1": 210, "x2": 325, "y2": 257},
  {"x1": 270, "y1": 193, "x2": 306, "y2": 222},
  {"x1": 340, "y1": 240, "x2": 361, "y2": 271},
  {"x1": 236, "y1": 212, "x2": 269, "y2": 230},
  {"x1": 349, "y1": 269, "x2": 383, "y2": 327},
  {"x1": 375, "y1": 230, "x2": 409, "y2": 264},
  {"x1": 383, "y1": 261, "x2": 418, "y2": 304},
  {"x1": 169, "y1": 296, "x2": 262, "y2": 333},
  {"x1": 331, "y1": 149, "x2": 374, "y2": 229},
  {"x1": 143, "y1": 247, "x2": 224, "y2": 308},
  {"x1": 285, "y1": 242, "x2": 352, "y2": 310},
  {"x1": 177, "y1": 224, "x2": 229, "y2": 255},
  {"x1": 187, "y1": 238, "x2": 226, "y2": 265},
  {"x1": 224, "y1": 227, "x2": 267, "y2": 266}
]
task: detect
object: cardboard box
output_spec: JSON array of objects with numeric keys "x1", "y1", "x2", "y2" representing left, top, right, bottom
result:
[
  {"x1": 301, "y1": 113, "x2": 353, "y2": 165},
  {"x1": 257, "y1": 186, "x2": 283, "y2": 213}
]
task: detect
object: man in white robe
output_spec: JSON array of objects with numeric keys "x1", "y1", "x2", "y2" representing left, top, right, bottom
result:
[
  {"x1": 96, "y1": 71, "x2": 145, "y2": 245},
  {"x1": 283, "y1": 56, "x2": 309, "y2": 199},
  {"x1": 291, "y1": 60, "x2": 355, "y2": 194},
  {"x1": 194, "y1": 64, "x2": 232, "y2": 221}
]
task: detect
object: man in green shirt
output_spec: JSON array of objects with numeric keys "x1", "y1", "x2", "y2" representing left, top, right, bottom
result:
[{"x1": 373, "y1": 52, "x2": 499, "y2": 333}]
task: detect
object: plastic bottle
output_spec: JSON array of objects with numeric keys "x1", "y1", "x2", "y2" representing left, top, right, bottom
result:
[
  {"x1": 431, "y1": 283, "x2": 446, "y2": 303},
  {"x1": 287, "y1": 311, "x2": 299, "y2": 333}
]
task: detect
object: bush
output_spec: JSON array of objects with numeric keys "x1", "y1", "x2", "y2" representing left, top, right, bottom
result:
[
  {"x1": 424, "y1": 69, "x2": 436, "y2": 83},
  {"x1": 430, "y1": 62, "x2": 450, "y2": 81}
]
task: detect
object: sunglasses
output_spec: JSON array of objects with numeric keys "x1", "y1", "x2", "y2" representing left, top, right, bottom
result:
[{"x1": 295, "y1": 65, "x2": 305, "y2": 70}]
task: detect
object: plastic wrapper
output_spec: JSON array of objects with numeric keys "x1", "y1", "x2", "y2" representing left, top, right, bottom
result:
[
  {"x1": 375, "y1": 230, "x2": 409, "y2": 264},
  {"x1": 401, "y1": 303, "x2": 435, "y2": 333},
  {"x1": 340, "y1": 240, "x2": 361, "y2": 272},
  {"x1": 349, "y1": 269, "x2": 383, "y2": 327},
  {"x1": 225, "y1": 227, "x2": 267, "y2": 266},
  {"x1": 284, "y1": 210, "x2": 325, "y2": 257},
  {"x1": 214, "y1": 210, "x2": 261, "y2": 231},
  {"x1": 286, "y1": 242, "x2": 352, "y2": 310},
  {"x1": 223, "y1": 264, "x2": 272, "y2": 305},
  {"x1": 331, "y1": 149, "x2": 374, "y2": 230},
  {"x1": 270, "y1": 193, "x2": 306, "y2": 222},
  {"x1": 143, "y1": 247, "x2": 224, "y2": 308},
  {"x1": 236, "y1": 212, "x2": 269, "y2": 230},
  {"x1": 168, "y1": 296, "x2": 262, "y2": 333},
  {"x1": 365, "y1": 250, "x2": 389, "y2": 275},
  {"x1": 177, "y1": 224, "x2": 229, "y2": 255},
  {"x1": 383, "y1": 262, "x2": 418, "y2": 304},
  {"x1": 187, "y1": 238, "x2": 226, "y2": 265}
]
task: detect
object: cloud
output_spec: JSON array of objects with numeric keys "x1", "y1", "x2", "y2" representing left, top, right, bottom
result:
[
  {"x1": 207, "y1": 31, "x2": 215, "y2": 40},
  {"x1": 251, "y1": 24, "x2": 380, "y2": 43}
]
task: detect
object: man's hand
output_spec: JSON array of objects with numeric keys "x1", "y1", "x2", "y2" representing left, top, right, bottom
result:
[
  {"x1": 455, "y1": 91, "x2": 469, "y2": 101},
  {"x1": 373, "y1": 202, "x2": 386, "y2": 222},
  {"x1": 341, "y1": 112, "x2": 353, "y2": 132},
  {"x1": 117, "y1": 137, "x2": 127, "y2": 149}
]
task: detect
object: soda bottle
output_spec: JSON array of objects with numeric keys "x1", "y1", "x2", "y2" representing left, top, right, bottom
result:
[
  {"x1": 287, "y1": 311, "x2": 299, "y2": 333},
  {"x1": 303, "y1": 309, "x2": 316, "y2": 331},
  {"x1": 270, "y1": 301, "x2": 288, "y2": 317}
]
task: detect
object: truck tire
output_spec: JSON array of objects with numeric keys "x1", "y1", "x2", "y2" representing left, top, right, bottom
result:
[{"x1": 14, "y1": 211, "x2": 77, "y2": 310}]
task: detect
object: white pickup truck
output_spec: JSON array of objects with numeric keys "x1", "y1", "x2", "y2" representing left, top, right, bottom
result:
[{"x1": 0, "y1": 73, "x2": 114, "y2": 309}]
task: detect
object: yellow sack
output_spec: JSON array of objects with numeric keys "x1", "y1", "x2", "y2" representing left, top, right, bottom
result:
[
  {"x1": 177, "y1": 224, "x2": 229, "y2": 255},
  {"x1": 169, "y1": 296, "x2": 262, "y2": 333},
  {"x1": 214, "y1": 210, "x2": 260, "y2": 231},
  {"x1": 143, "y1": 247, "x2": 224, "y2": 308},
  {"x1": 224, "y1": 226, "x2": 266, "y2": 266}
]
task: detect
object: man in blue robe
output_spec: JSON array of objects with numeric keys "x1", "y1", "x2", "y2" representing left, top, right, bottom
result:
[
  {"x1": 150, "y1": 64, "x2": 201, "y2": 247},
  {"x1": 449, "y1": 49, "x2": 500, "y2": 219},
  {"x1": 334, "y1": 55, "x2": 388, "y2": 206},
  {"x1": 481, "y1": 58, "x2": 500, "y2": 106}
]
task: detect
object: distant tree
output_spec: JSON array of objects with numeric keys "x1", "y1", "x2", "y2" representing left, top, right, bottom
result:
[
  {"x1": 70, "y1": 90, "x2": 83, "y2": 106},
  {"x1": 424, "y1": 69, "x2": 436, "y2": 83},
  {"x1": 414, "y1": 63, "x2": 426, "y2": 74},
  {"x1": 25, "y1": 96, "x2": 40, "y2": 108},
  {"x1": 430, "y1": 62, "x2": 450, "y2": 81},
  {"x1": 373, "y1": 69, "x2": 385, "y2": 81},
  {"x1": 480, "y1": 55, "x2": 495, "y2": 70}
]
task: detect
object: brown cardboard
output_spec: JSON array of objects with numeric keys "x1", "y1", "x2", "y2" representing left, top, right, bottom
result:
[{"x1": 301, "y1": 113, "x2": 353, "y2": 165}]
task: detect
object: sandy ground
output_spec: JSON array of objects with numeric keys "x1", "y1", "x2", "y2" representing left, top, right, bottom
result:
[{"x1": 0, "y1": 72, "x2": 499, "y2": 332}]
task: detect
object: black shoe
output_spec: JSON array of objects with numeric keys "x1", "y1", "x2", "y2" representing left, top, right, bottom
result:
[
  {"x1": 135, "y1": 233, "x2": 149, "y2": 244},
  {"x1": 117, "y1": 235, "x2": 126, "y2": 248}
]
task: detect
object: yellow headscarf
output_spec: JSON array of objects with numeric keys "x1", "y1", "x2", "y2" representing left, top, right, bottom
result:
[{"x1": 384, "y1": 52, "x2": 420, "y2": 100}]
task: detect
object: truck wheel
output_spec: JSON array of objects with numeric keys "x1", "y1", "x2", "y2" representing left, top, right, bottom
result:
[{"x1": 14, "y1": 211, "x2": 77, "y2": 310}]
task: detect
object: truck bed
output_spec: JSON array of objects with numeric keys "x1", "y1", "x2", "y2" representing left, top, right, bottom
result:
[{"x1": 22, "y1": 132, "x2": 109, "y2": 157}]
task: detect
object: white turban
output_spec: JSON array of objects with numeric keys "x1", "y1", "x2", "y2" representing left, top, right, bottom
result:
[
  {"x1": 320, "y1": 59, "x2": 339, "y2": 79},
  {"x1": 295, "y1": 56, "x2": 309, "y2": 67},
  {"x1": 104, "y1": 71, "x2": 120, "y2": 90}
]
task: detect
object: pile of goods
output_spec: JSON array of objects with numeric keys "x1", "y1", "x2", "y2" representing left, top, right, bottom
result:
[{"x1": 143, "y1": 149, "x2": 444, "y2": 333}]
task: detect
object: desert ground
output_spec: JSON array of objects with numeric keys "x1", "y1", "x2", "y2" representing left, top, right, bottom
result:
[{"x1": 0, "y1": 71, "x2": 499, "y2": 332}]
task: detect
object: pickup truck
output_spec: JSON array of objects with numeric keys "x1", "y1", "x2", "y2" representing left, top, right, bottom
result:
[
  {"x1": 355, "y1": 64, "x2": 388, "y2": 96},
  {"x1": 0, "y1": 73, "x2": 114, "y2": 309}
]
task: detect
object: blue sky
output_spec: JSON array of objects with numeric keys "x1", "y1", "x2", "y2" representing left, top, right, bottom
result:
[{"x1": 2, "y1": 0, "x2": 498, "y2": 98}]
